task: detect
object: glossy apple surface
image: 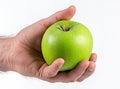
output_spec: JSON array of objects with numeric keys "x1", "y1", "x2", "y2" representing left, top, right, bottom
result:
[{"x1": 41, "y1": 20, "x2": 93, "y2": 71}]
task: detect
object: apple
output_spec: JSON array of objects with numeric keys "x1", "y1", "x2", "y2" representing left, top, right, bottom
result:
[{"x1": 41, "y1": 20, "x2": 93, "y2": 71}]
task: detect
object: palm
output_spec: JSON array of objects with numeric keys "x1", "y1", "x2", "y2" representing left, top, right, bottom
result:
[{"x1": 9, "y1": 34, "x2": 45, "y2": 77}]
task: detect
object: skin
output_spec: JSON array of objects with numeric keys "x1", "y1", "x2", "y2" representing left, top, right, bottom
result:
[{"x1": 0, "y1": 5, "x2": 97, "y2": 83}]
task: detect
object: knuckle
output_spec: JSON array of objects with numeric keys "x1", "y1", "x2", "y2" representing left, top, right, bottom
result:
[
  {"x1": 77, "y1": 78, "x2": 85, "y2": 82},
  {"x1": 47, "y1": 72, "x2": 54, "y2": 77},
  {"x1": 38, "y1": 19, "x2": 48, "y2": 29},
  {"x1": 70, "y1": 80, "x2": 76, "y2": 82},
  {"x1": 68, "y1": 78, "x2": 77, "y2": 82},
  {"x1": 35, "y1": 64, "x2": 48, "y2": 78}
]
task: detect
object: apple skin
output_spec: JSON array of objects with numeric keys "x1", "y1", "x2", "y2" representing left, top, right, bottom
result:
[{"x1": 41, "y1": 20, "x2": 93, "y2": 71}]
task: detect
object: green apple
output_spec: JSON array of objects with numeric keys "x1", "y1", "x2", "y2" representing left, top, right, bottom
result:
[{"x1": 41, "y1": 20, "x2": 93, "y2": 71}]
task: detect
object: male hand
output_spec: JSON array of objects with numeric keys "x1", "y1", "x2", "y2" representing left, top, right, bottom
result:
[{"x1": 2, "y1": 6, "x2": 97, "y2": 82}]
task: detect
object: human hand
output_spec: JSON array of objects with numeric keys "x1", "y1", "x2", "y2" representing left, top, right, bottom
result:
[{"x1": 1, "y1": 5, "x2": 97, "y2": 82}]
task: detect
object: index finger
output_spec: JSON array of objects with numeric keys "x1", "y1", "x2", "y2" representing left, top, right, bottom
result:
[{"x1": 39, "y1": 5, "x2": 76, "y2": 29}]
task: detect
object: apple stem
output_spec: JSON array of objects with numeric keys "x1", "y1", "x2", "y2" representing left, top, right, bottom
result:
[{"x1": 60, "y1": 25, "x2": 70, "y2": 31}]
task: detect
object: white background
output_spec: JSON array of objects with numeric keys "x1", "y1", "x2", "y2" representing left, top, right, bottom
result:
[{"x1": 0, "y1": 0, "x2": 120, "y2": 89}]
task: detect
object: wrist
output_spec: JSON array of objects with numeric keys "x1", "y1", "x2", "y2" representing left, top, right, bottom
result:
[{"x1": 0, "y1": 37, "x2": 14, "y2": 71}]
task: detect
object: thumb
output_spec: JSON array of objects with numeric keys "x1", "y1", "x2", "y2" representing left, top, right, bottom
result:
[{"x1": 44, "y1": 58, "x2": 64, "y2": 78}]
